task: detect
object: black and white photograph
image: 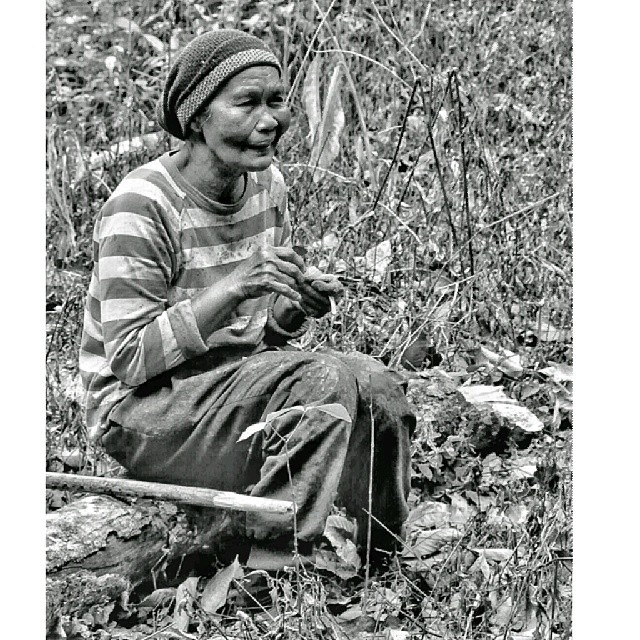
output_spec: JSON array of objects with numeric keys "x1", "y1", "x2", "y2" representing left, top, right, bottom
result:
[{"x1": 41, "y1": 0, "x2": 581, "y2": 637}]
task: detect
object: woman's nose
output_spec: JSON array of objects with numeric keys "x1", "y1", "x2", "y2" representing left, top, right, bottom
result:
[{"x1": 255, "y1": 108, "x2": 279, "y2": 131}]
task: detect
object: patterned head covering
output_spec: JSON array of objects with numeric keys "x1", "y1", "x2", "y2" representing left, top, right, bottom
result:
[{"x1": 157, "y1": 29, "x2": 282, "y2": 140}]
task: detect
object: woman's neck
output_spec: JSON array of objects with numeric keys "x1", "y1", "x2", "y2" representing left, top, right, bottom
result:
[{"x1": 173, "y1": 144, "x2": 245, "y2": 204}]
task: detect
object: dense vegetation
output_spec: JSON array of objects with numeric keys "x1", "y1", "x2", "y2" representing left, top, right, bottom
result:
[{"x1": 46, "y1": 0, "x2": 572, "y2": 638}]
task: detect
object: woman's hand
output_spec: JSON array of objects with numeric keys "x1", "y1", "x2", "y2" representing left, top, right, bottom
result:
[
  {"x1": 276, "y1": 267, "x2": 343, "y2": 321},
  {"x1": 234, "y1": 246, "x2": 306, "y2": 303}
]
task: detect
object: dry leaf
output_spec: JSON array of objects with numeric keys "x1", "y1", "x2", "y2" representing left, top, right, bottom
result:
[
  {"x1": 403, "y1": 528, "x2": 462, "y2": 558},
  {"x1": 314, "y1": 547, "x2": 360, "y2": 579},
  {"x1": 174, "y1": 576, "x2": 199, "y2": 632},
  {"x1": 470, "y1": 548, "x2": 514, "y2": 562},
  {"x1": 364, "y1": 239, "x2": 392, "y2": 283},
  {"x1": 476, "y1": 345, "x2": 524, "y2": 377},
  {"x1": 302, "y1": 56, "x2": 321, "y2": 148},
  {"x1": 459, "y1": 385, "x2": 543, "y2": 432},
  {"x1": 310, "y1": 63, "x2": 345, "y2": 181}
]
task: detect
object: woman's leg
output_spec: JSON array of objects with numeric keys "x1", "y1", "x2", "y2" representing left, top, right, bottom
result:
[{"x1": 102, "y1": 349, "x2": 358, "y2": 543}]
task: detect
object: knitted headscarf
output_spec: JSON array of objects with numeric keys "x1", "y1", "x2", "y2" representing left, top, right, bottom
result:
[{"x1": 157, "y1": 29, "x2": 282, "y2": 140}]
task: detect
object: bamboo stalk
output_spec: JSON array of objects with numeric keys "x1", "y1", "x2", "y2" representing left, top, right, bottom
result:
[{"x1": 46, "y1": 472, "x2": 294, "y2": 515}]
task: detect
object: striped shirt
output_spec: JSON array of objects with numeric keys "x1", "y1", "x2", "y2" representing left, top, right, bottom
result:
[{"x1": 79, "y1": 151, "x2": 292, "y2": 441}]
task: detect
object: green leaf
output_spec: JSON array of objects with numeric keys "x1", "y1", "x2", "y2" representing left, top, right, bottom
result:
[
  {"x1": 200, "y1": 557, "x2": 243, "y2": 614},
  {"x1": 312, "y1": 403, "x2": 352, "y2": 423},
  {"x1": 237, "y1": 421, "x2": 267, "y2": 443},
  {"x1": 142, "y1": 33, "x2": 165, "y2": 54}
]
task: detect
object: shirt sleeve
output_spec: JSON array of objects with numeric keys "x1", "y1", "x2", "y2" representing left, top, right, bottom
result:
[{"x1": 96, "y1": 187, "x2": 208, "y2": 387}]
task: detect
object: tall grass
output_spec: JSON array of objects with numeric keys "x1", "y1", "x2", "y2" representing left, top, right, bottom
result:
[{"x1": 46, "y1": 0, "x2": 572, "y2": 636}]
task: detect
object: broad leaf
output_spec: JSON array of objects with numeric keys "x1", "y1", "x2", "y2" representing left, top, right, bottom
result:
[
  {"x1": 313, "y1": 403, "x2": 352, "y2": 423},
  {"x1": 200, "y1": 557, "x2": 243, "y2": 614},
  {"x1": 314, "y1": 547, "x2": 360, "y2": 579}
]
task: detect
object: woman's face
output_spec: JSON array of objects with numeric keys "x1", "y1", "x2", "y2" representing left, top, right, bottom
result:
[{"x1": 197, "y1": 65, "x2": 291, "y2": 175}]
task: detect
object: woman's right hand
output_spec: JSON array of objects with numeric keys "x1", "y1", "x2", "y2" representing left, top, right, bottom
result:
[{"x1": 233, "y1": 246, "x2": 306, "y2": 303}]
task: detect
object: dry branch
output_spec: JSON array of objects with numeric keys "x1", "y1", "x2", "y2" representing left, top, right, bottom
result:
[{"x1": 46, "y1": 472, "x2": 293, "y2": 514}]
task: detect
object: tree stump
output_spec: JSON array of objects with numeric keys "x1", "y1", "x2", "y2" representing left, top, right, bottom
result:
[{"x1": 45, "y1": 495, "x2": 241, "y2": 632}]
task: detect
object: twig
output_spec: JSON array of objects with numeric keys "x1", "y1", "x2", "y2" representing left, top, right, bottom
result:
[
  {"x1": 311, "y1": 47, "x2": 411, "y2": 87},
  {"x1": 370, "y1": 78, "x2": 420, "y2": 214},
  {"x1": 363, "y1": 376, "x2": 375, "y2": 608},
  {"x1": 419, "y1": 80, "x2": 460, "y2": 253},
  {"x1": 367, "y1": 0, "x2": 429, "y2": 74},
  {"x1": 286, "y1": 0, "x2": 339, "y2": 104},
  {"x1": 451, "y1": 70, "x2": 475, "y2": 279}
]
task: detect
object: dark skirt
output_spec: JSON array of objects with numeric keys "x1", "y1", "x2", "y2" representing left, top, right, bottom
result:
[{"x1": 102, "y1": 346, "x2": 416, "y2": 550}]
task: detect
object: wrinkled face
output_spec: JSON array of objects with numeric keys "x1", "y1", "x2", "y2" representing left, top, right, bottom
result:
[{"x1": 193, "y1": 65, "x2": 291, "y2": 175}]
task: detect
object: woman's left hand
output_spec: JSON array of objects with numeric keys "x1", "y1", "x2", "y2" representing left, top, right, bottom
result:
[{"x1": 297, "y1": 269, "x2": 343, "y2": 318}]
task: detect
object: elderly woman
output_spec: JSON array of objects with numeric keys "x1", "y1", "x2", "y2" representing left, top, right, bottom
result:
[{"x1": 80, "y1": 29, "x2": 415, "y2": 562}]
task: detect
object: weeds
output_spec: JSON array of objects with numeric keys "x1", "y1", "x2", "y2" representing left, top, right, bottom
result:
[{"x1": 46, "y1": 0, "x2": 572, "y2": 637}]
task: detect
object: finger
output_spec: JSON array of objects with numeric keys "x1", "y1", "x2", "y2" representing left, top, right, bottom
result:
[
  {"x1": 300, "y1": 282, "x2": 331, "y2": 307},
  {"x1": 273, "y1": 246, "x2": 306, "y2": 272},
  {"x1": 310, "y1": 278, "x2": 343, "y2": 296},
  {"x1": 267, "y1": 280, "x2": 302, "y2": 303},
  {"x1": 272, "y1": 256, "x2": 305, "y2": 285}
]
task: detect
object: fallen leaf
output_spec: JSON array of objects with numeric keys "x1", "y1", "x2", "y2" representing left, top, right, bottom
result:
[
  {"x1": 142, "y1": 33, "x2": 165, "y2": 53},
  {"x1": 322, "y1": 515, "x2": 361, "y2": 571},
  {"x1": 338, "y1": 604, "x2": 363, "y2": 621},
  {"x1": 449, "y1": 493, "x2": 477, "y2": 525},
  {"x1": 458, "y1": 385, "x2": 515, "y2": 405},
  {"x1": 315, "y1": 547, "x2": 360, "y2": 579},
  {"x1": 459, "y1": 385, "x2": 543, "y2": 432},
  {"x1": 200, "y1": 557, "x2": 244, "y2": 614},
  {"x1": 137, "y1": 587, "x2": 176, "y2": 612},
  {"x1": 387, "y1": 630, "x2": 410, "y2": 640},
  {"x1": 476, "y1": 345, "x2": 524, "y2": 377},
  {"x1": 540, "y1": 362, "x2": 573, "y2": 383},
  {"x1": 403, "y1": 528, "x2": 462, "y2": 558},
  {"x1": 113, "y1": 17, "x2": 141, "y2": 33},
  {"x1": 470, "y1": 548, "x2": 514, "y2": 562},
  {"x1": 405, "y1": 501, "x2": 451, "y2": 530},
  {"x1": 364, "y1": 239, "x2": 392, "y2": 283},
  {"x1": 174, "y1": 576, "x2": 199, "y2": 632},
  {"x1": 490, "y1": 402, "x2": 544, "y2": 432}
]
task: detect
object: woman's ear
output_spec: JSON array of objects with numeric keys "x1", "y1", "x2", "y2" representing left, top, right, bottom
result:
[{"x1": 186, "y1": 116, "x2": 205, "y2": 142}]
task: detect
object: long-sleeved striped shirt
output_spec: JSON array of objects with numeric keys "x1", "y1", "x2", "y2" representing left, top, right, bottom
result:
[{"x1": 79, "y1": 150, "x2": 292, "y2": 441}]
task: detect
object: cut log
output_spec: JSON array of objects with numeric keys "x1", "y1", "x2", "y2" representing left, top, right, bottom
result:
[{"x1": 46, "y1": 494, "x2": 246, "y2": 632}]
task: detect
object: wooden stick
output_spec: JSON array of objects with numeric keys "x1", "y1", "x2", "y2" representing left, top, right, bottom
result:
[{"x1": 46, "y1": 472, "x2": 294, "y2": 515}]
